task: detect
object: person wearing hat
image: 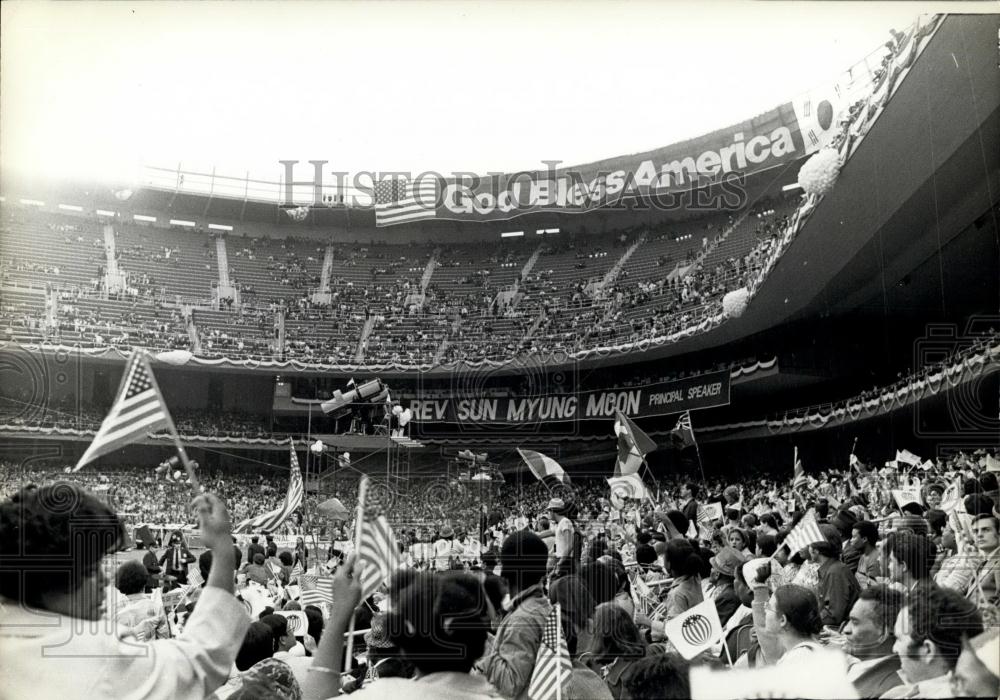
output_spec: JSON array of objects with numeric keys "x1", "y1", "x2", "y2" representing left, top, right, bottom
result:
[
  {"x1": 547, "y1": 498, "x2": 580, "y2": 580},
  {"x1": 433, "y1": 525, "x2": 464, "y2": 572},
  {"x1": 341, "y1": 613, "x2": 414, "y2": 692},
  {"x1": 707, "y1": 546, "x2": 745, "y2": 627},
  {"x1": 810, "y1": 524, "x2": 859, "y2": 627},
  {"x1": 478, "y1": 530, "x2": 552, "y2": 700}
]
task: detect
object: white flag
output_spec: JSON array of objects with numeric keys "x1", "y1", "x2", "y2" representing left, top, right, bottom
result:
[
  {"x1": 664, "y1": 598, "x2": 723, "y2": 660},
  {"x1": 895, "y1": 449, "x2": 921, "y2": 467}
]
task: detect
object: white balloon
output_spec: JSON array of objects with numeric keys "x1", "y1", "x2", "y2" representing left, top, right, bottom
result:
[
  {"x1": 155, "y1": 349, "x2": 193, "y2": 365},
  {"x1": 399, "y1": 408, "x2": 412, "y2": 427},
  {"x1": 392, "y1": 405, "x2": 403, "y2": 416}
]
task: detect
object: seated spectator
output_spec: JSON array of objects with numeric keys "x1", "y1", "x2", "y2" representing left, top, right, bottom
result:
[
  {"x1": 842, "y1": 585, "x2": 905, "y2": 698},
  {"x1": 309, "y1": 557, "x2": 498, "y2": 699},
  {"x1": 0, "y1": 484, "x2": 248, "y2": 700},
  {"x1": 810, "y1": 525, "x2": 859, "y2": 627},
  {"x1": 230, "y1": 658, "x2": 301, "y2": 700},
  {"x1": 952, "y1": 628, "x2": 1000, "y2": 699},
  {"x1": 583, "y1": 601, "x2": 648, "y2": 699},
  {"x1": 548, "y1": 575, "x2": 613, "y2": 700},
  {"x1": 244, "y1": 553, "x2": 271, "y2": 585},
  {"x1": 479, "y1": 530, "x2": 552, "y2": 699},
  {"x1": 619, "y1": 653, "x2": 691, "y2": 700},
  {"x1": 883, "y1": 585, "x2": 984, "y2": 698},
  {"x1": 886, "y1": 531, "x2": 937, "y2": 593},
  {"x1": 752, "y1": 583, "x2": 825, "y2": 666}
]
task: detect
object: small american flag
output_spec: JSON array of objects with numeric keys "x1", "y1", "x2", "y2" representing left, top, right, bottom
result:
[
  {"x1": 359, "y1": 514, "x2": 400, "y2": 599},
  {"x1": 290, "y1": 560, "x2": 304, "y2": 579},
  {"x1": 74, "y1": 350, "x2": 172, "y2": 471},
  {"x1": 234, "y1": 440, "x2": 304, "y2": 534},
  {"x1": 792, "y1": 447, "x2": 807, "y2": 491},
  {"x1": 784, "y1": 509, "x2": 825, "y2": 555},
  {"x1": 528, "y1": 604, "x2": 571, "y2": 700},
  {"x1": 300, "y1": 574, "x2": 334, "y2": 608},
  {"x1": 374, "y1": 175, "x2": 440, "y2": 227}
]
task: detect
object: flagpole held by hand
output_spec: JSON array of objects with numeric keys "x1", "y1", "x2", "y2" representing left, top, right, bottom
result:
[
  {"x1": 344, "y1": 475, "x2": 369, "y2": 668},
  {"x1": 141, "y1": 351, "x2": 200, "y2": 492}
]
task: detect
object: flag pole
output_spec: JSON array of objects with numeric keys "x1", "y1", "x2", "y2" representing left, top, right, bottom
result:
[
  {"x1": 555, "y1": 602, "x2": 564, "y2": 700},
  {"x1": 141, "y1": 351, "x2": 200, "y2": 492},
  {"x1": 689, "y1": 412, "x2": 707, "y2": 485},
  {"x1": 344, "y1": 475, "x2": 369, "y2": 669}
]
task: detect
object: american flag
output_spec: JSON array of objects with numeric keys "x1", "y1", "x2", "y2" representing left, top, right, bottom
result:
[
  {"x1": 299, "y1": 573, "x2": 334, "y2": 608},
  {"x1": 358, "y1": 513, "x2": 400, "y2": 599},
  {"x1": 234, "y1": 440, "x2": 303, "y2": 533},
  {"x1": 290, "y1": 560, "x2": 304, "y2": 579},
  {"x1": 792, "y1": 446, "x2": 807, "y2": 491},
  {"x1": 669, "y1": 411, "x2": 696, "y2": 449},
  {"x1": 74, "y1": 350, "x2": 172, "y2": 471},
  {"x1": 374, "y1": 175, "x2": 440, "y2": 227},
  {"x1": 528, "y1": 604, "x2": 572, "y2": 700},
  {"x1": 783, "y1": 509, "x2": 825, "y2": 555}
]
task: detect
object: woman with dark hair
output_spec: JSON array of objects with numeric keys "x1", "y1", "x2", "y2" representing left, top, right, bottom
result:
[
  {"x1": 548, "y1": 575, "x2": 613, "y2": 700},
  {"x1": 309, "y1": 556, "x2": 497, "y2": 699},
  {"x1": 0, "y1": 485, "x2": 248, "y2": 700},
  {"x1": 661, "y1": 539, "x2": 704, "y2": 620},
  {"x1": 583, "y1": 602, "x2": 648, "y2": 699},
  {"x1": 754, "y1": 583, "x2": 825, "y2": 666},
  {"x1": 294, "y1": 537, "x2": 309, "y2": 573}
]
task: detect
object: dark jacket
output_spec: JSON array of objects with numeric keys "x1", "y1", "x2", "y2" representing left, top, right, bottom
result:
[
  {"x1": 247, "y1": 542, "x2": 266, "y2": 563},
  {"x1": 849, "y1": 654, "x2": 903, "y2": 699},
  {"x1": 712, "y1": 580, "x2": 741, "y2": 628},
  {"x1": 682, "y1": 499, "x2": 699, "y2": 528},
  {"x1": 816, "y1": 558, "x2": 860, "y2": 627}
]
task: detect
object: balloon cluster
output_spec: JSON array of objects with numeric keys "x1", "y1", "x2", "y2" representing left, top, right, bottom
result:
[
  {"x1": 155, "y1": 456, "x2": 199, "y2": 484},
  {"x1": 391, "y1": 403, "x2": 413, "y2": 427},
  {"x1": 284, "y1": 206, "x2": 310, "y2": 222},
  {"x1": 798, "y1": 148, "x2": 842, "y2": 197},
  {"x1": 722, "y1": 287, "x2": 750, "y2": 319}
]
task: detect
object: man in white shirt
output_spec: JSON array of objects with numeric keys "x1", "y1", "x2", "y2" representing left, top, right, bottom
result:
[
  {"x1": 547, "y1": 498, "x2": 578, "y2": 579},
  {"x1": 0, "y1": 483, "x2": 249, "y2": 700},
  {"x1": 433, "y1": 526, "x2": 463, "y2": 571}
]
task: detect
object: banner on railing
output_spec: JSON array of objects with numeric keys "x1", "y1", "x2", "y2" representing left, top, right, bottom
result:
[{"x1": 406, "y1": 370, "x2": 731, "y2": 424}]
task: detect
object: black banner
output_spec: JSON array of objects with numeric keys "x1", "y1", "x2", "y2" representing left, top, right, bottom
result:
[{"x1": 407, "y1": 370, "x2": 730, "y2": 424}]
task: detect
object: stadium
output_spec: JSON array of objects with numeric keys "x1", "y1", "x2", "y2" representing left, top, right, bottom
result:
[{"x1": 1, "y1": 6, "x2": 998, "y2": 700}]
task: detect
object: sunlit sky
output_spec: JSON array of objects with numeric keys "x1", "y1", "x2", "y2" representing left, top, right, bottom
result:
[{"x1": 0, "y1": 2, "x2": 976, "y2": 188}]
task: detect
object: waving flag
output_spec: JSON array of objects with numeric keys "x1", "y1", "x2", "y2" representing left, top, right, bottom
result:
[
  {"x1": 518, "y1": 448, "x2": 571, "y2": 489},
  {"x1": 614, "y1": 410, "x2": 657, "y2": 477},
  {"x1": 607, "y1": 473, "x2": 650, "y2": 507},
  {"x1": 358, "y1": 512, "x2": 400, "y2": 599},
  {"x1": 234, "y1": 440, "x2": 303, "y2": 534},
  {"x1": 528, "y1": 604, "x2": 572, "y2": 700},
  {"x1": 792, "y1": 447, "x2": 807, "y2": 491},
  {"x1": 374, "y1": 176, "x2": 440, "y2": 227},
  {"x1": 664, "y1": 598, "x2": 723, "y2": 660},
  {"x1": 669, "y1": 411, "x2": 696, "y2": 450},
  {"x1": 74, "y1": 350, "x2": 172, "y2": 471},
  {"x1": 783, "y1": 509, "x2": 825, "y2": 555},
  {"x1": 299, "y1": 574, "x2": 334, "y2": 609}
]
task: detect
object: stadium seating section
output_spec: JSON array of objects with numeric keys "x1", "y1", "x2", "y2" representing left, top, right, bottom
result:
[{"x1": 1, "y1": 195, "x2": 799, "y2": 365}]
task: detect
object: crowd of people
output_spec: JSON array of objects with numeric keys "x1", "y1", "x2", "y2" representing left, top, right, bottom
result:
[
  {"x1": 0, "y1": 190, "x2": 801, "y2": 368},
  {"x1": 1, "y1": 442, "x2": 999, "y2": 698}
]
